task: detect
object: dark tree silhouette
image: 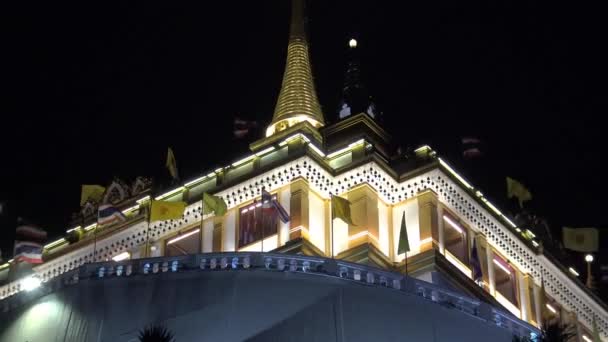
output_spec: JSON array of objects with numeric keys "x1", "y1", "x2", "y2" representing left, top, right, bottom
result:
[
  {"x1": 513, "y1": 322, "x2": 577, "y2": 342},
  {"x1": 138, "y1": 324, "x2": 175, "y2": 342}
]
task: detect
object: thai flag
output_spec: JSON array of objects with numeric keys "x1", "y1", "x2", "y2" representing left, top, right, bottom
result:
[
  {"x1": 462, "y1": 137, "x2": 483, "y2": 159},
  {"x1": 14, "y1": 241, "x2": 44, "y2": 264},
  {"x1": 262, "y1": 189, "x2": 290, "y2": 223},
  {"x1": 14, "y1": 225, "x2": 47, "y2": 264},
  {"x1": 98, "y1": 204, "x2": 127, "y2": 225}
]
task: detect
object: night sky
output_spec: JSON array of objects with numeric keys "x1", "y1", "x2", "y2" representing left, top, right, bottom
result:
[{"x1": 1, "y1": 1, "x2": 605, "y2": 288}]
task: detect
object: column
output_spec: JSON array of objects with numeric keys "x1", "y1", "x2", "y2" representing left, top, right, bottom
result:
[
  {"x1": 347, "y1": 185, "x2": 379, "y2": 250},
  {"x1": 519, "y1": 272, "x2": 530, "y2": 321},
  {"x1": 533, "y1": 283, "x2": 543, "y2": 329},
  {"x1": 289, "y1": 178, "x2": 310, "y2": 241},
  {"x1": 437, "y1": 205, "x2": 445, "y2": 254},
  {"x1": 417, "y1": 190, "x2": 438, "y2": 252},
  {"x1": 278, "y1": 187, "x2": 291, "y2": 247},
  {"x1": 387, "y1": 205, "x2": 395, "y2": 262},
  {"x1": 486, "y1": 243, "x2": 496, "y2": 296},
  {"x1": 202, "y1": 219, "x2": 214, "y2": 253}
]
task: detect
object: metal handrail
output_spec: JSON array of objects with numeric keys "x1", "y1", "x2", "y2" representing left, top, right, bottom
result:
[{"x1": 1, "y1": 252, "x2": 540, "y2": 340}]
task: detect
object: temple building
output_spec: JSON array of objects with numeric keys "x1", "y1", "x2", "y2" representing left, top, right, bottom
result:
[{"x1": 0, "y1": 1, "x2": 605, "y2": 341}]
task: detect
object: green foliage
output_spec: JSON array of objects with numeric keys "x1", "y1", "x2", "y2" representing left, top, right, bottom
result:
[
  {"x1": 512, "y1": 322, "x2": 577, "y2": 342},
  {"x1": 541, "y1": 322, "x2": 577, "y2": 342},
  {"x1": 138, "y1": 324, "x2": 175, "y2": 342}
]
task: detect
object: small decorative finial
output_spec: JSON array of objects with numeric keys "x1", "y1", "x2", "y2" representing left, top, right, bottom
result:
[{"x1": 349, "y1": 38, "x2": 357, "y2": 48}]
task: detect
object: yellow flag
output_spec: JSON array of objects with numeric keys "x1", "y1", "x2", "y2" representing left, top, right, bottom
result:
[
  {"x1": 150, "y1": 200, "x2": 186, "y2": 222},
  {"x1": 203, "y1": 193, "x2": 227, "y2": 216},
  {"x1": 80, "y1": 185, "x2": 105, "y2": 206},
  {"x1": 331, "y1": 195, "x2": 355, "y2": 225},
  {"x1": 506, "y1": 177, "x2": 532, "y2": 208},
  {"x1": 166, "y1": 147, "x2": 178, "y2": 180},
  {"x1": 562, "y1": 227, "x2": 599, "y2": 252}
]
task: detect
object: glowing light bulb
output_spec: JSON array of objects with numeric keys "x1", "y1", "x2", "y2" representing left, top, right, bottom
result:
[
  {"x1": 349, "y1": 38, "x2": 357, "y2": 48},
  {"x1": 22, "y1": 275, "x2": 41, "y2": 291}
]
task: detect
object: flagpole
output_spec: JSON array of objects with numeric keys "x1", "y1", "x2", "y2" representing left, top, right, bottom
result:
[
  {"x1": 200, "y1": 197, "x2": 205, "y2": 253},
  {"x1": 405, "y1": 250, "x2": 408, "y2": 277},
  {"x1": 93, "y1": 225, "x2": 98, "y2": 263},
  {"x1": 261, "y1": 196, "x2": 265, "y2": 253},
  {"x1": 144, "y1": 203, "x2": 151, "y2": 258},
  {"x1": 330, "y1": 194, "x2": 334, "y2": 259}
]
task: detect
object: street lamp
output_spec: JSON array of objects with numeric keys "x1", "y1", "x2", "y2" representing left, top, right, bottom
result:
[{"x1": 585, "y1": 254, "x2": 594, "y2": 288}]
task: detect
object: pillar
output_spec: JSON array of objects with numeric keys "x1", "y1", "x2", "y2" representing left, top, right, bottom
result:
[
  {"x1": 417, "y1": 190, "x2": 438, "y2": 252},
  {"x1": 348, "y1": 185, "x2": 380, "y2": 250},
  {"x1": 485, "y1": 242, "x2": 496, "y2": 296},
  {"x1": 289, "y1": 178, "x2": 310, "y2": 241},
  {"x1": 437, "y1": 205, "x2": 445, "y2": 254},
  {"x1": 519, "y1": 272, "x2": 530, "y2": 321}
]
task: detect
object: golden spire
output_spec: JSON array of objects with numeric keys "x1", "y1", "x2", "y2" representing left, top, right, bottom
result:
[{"x1": 266, "y1": 0, "x2": 324, "y2": 137}]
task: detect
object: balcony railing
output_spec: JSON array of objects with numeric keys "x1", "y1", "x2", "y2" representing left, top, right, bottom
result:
[{"x1": 1, "y1": 252, "x2": 540, "y2": 340}]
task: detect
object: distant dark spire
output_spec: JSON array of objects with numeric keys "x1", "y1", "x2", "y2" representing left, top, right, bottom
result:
[{"x1": 338, "y1": 38, "x2": 380, "y2": 121}]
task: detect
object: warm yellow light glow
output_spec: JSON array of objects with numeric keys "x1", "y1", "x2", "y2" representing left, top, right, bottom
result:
[
  {"x1": 231, "y1": 155, "x2": 256, "y2": 168},
  {"x1": 348, "y1": 139, "x2": 365, "y2": 148},
  {"x1": 326, "y1": 147, "x2": 351, "y2": 159},
  {"x1": 445, "y1": 250, "x2": 473, "y2": 278},
  {"x1": 414, "y1": 145, "x2": 432, "y2": 154},
  {"x1": 585, "y1": 254, "x2": 594, "y2": 263},
  {"x1": 532, "y1": 241, "x2": 540, "y2": 247},
  {"x1": 22, "y1": 276, "x2": 41, "y2": 292},
  {"x1": 419, "y1": 237, "x2": 433, "y2": 246},
  {"x1": 439, "y1": 158, "x2": 473, "y2": 189},
  {"x1": 289, "y1": 226, "x2": 310, "y2": 235},
  {"x1": 185, "y1": 176, "x2": 208, "y2": 187},
  {"x1": 348, "y1": 231, "x2": 380, "y2": 245},
  {"x1": 112, "y1": 252, "x2": 130, "y2": 262},
  {"x1": 255, "y1": 146, "x2": 276, "y2": 156},
  {"x1": 44, "y1": 238, "x2": 66, "y2": 249},
  {"x1": 349, "y1": 38, "x2": 357, "y2": 48},
  {"x1": 493, "y1": 258, "x2": 511, "y2": 275},
  {"x1": 167, "y1": 229, "x2": 200, "y2": 245},
  {"x1": 496, "y1": 291, "x2": 521, "y2": 318},
  {"x1": 545, "y1": 303, "x2": 557, "y2": 314},
  {"x1": 122, "y1": 204, "x2": 140, "y2": 215},
  {"x1": 308, "y1": 143, "x2": 325, "y2": 157},
  {"x1": 155, "y1": 187, "x2": 185, "y2": 200},
  {"x1": 214, "y1": 168, "x2": 223, "y2": 173},
  {"x1": 84, "y1": 224, "x2": 97, "y2": 231},
  {"x1": 525, "y1": 229, "x2": 536, "y2": 238},
  {"x1": 239, "y1": 234, "x2": 278, "y2": 252},
  {"x1": 503, "y1": 217, "x2": 517, "y2": 228},
  {"x1": 266, "y1": 117, "x2": 323, "y2": 137},
  {"x1": 568, "y1": 267, "x2": 580, "y2": 277},
  {"x1": 136, "y1": 195, "x2": 151, "y2": 204},
  {"x1": 278, "y1": 133, "x2": 311, "y2": 147},
  {"x1": 480, "y1": 197, "x2": 503, "y2": 217},
  {"x1": 66, "y1": 226, "x2": 81, "y2": 233},
  {"x1": 443, "y1": 215, "x2": 464, "y2": 234},
  {"x1": 0, "y1": 263, "x2": 9, "y2": 270}
]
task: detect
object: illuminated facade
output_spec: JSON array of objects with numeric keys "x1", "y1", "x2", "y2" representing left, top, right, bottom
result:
[{"x1": 0, "y1": 1, "x2": 605, "y2": 341}]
